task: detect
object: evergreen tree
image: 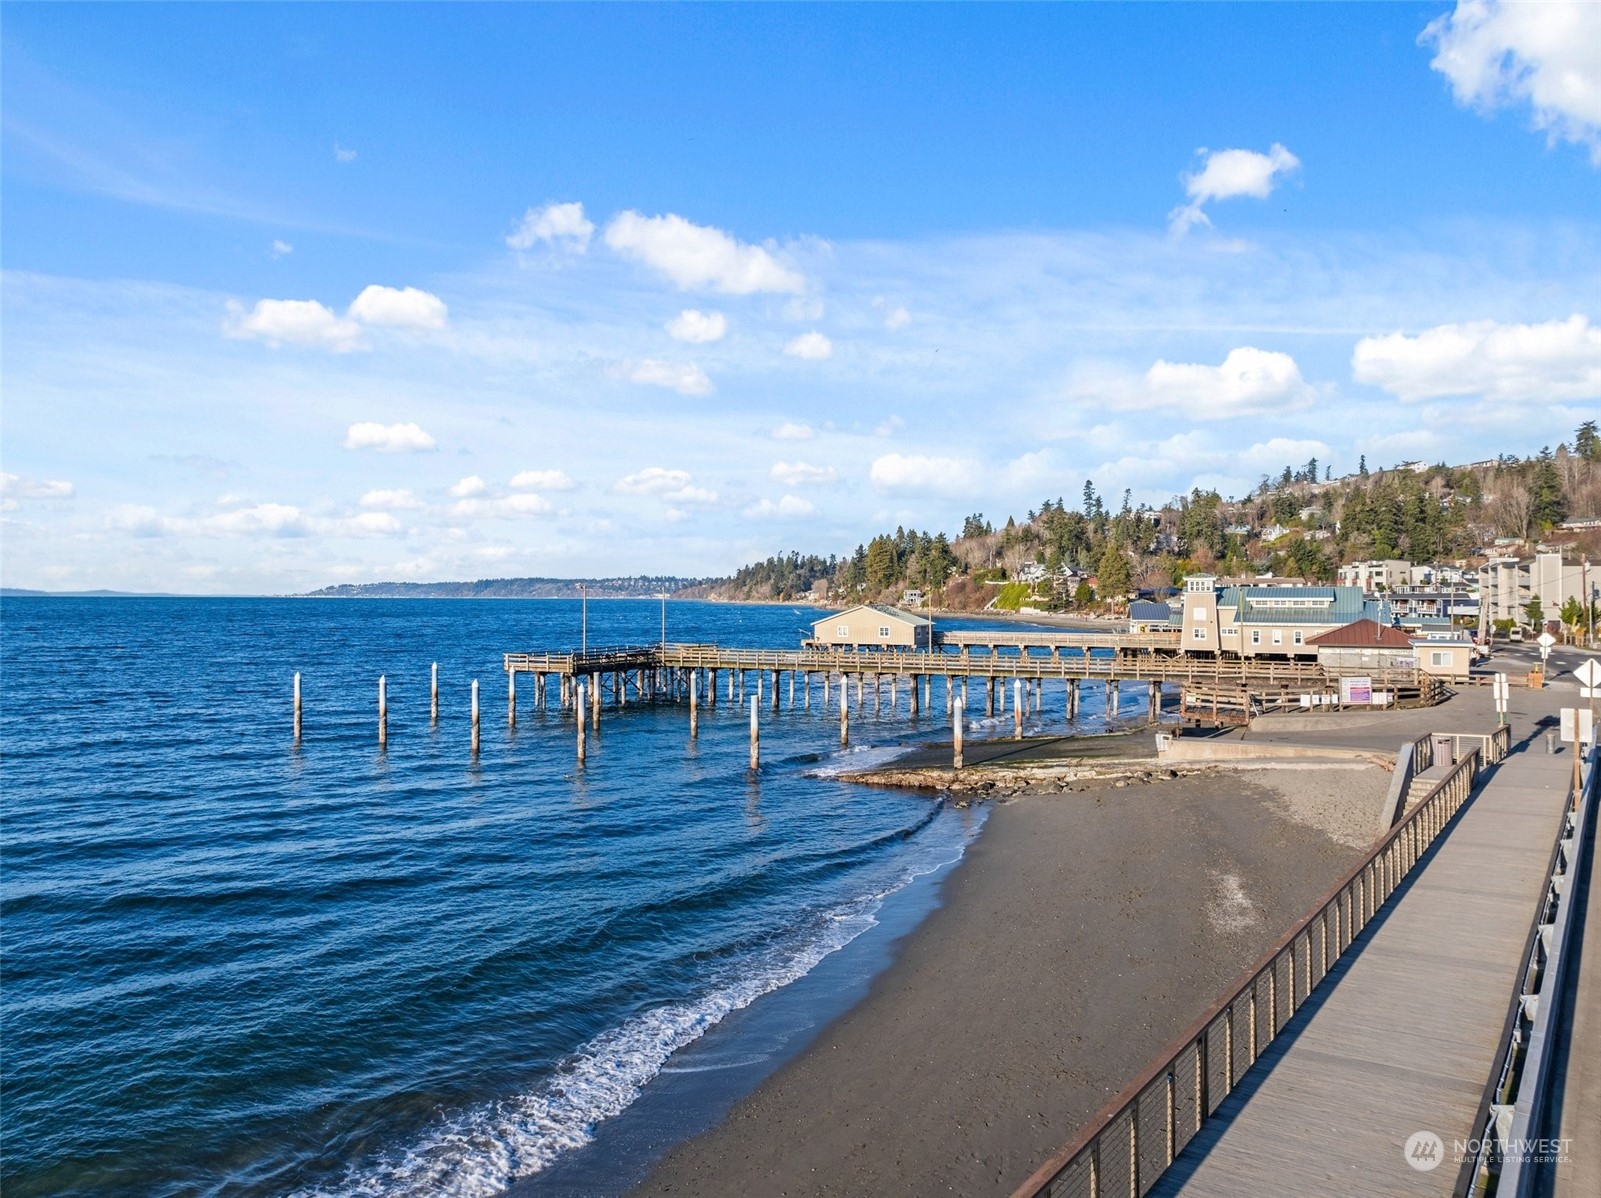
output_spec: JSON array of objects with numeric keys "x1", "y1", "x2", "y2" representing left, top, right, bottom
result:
[
  {"x1": 1359, "y1": 455, "x2": 1368, "y2": 476},
  {"x1": 1097, "y1": 545, "x2": 1132, "y2": 601},
  {"x1": 1577, "y1": 421, "x2": 1600, "y2": 462}
]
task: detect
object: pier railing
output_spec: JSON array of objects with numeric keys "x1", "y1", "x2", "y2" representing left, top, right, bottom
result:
[{"x1": 1012, "y1": 741, "x2": 1491, "y2": 1198}]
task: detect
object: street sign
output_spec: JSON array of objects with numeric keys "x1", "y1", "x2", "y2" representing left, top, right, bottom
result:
[
  {"x1": 1538, "y1": 631, "x2": 1557, "y2": 649},
  {"x1": 1583, "y1": 686, "x2": 1601, "y2": 700},
  {"x1": 1560, "y1": 707, "x2": 1595, "y2": 745},
  {"x1": 1574, "y1": 659, "x2": 1601, "y2": 688}
]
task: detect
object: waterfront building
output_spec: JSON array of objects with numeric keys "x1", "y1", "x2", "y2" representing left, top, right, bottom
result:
[
  {"x1": 1306, "y1": 619, "x2": 1416, "y2": 673},
  {"x1": 1477, "y1": 552, "x2": 1593, "y2": 627},
  {"x1": 808, "y1": 604, "x2": 932, "y2": 651},
  {"x1": 1180, "y1": 575, "x2": 1388, "y2": 659}
]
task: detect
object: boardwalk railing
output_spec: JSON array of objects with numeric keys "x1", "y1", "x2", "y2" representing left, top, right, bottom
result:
[
  {"x1": 1012, "y1": 743, "x2": 1491, "y2": 1198},
  {"x1": 1462, "y1": 739, "x2": 1597, "y2": 1197}
]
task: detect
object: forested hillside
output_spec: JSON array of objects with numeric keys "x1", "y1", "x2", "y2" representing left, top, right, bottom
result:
[{"x1": 697, "y1": 424, "x2": 1601, "y2": 612}]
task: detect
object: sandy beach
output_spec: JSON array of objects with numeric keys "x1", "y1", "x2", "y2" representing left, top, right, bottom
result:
[{"x1": 631, "y1": 764, "x2": 1391, "y2": 1197}]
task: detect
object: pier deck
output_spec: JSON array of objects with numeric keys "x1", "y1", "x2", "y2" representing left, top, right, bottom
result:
[
  {"x1": 1147, "y1": 711, "x2": 1573, "y2": 1198},
  {"x1": 502, "y1": 642, "x2": 1431, "y2": 695}
]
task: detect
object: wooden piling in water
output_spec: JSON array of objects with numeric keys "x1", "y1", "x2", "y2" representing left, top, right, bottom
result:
[
  {"x1": 508, "y1": 668, "x2": 517, "y2": 728},
  {"x1": 378, "y1": 675, "x2": 388, "y2": 747},
  {"x1": 986, "y1": 676, "x2": 995, "y2": 717},
  {"x1": 590, "y1": 673, "x2": 601, "y2": 729},
  {"x1": 953, "y1": 696, "x2": 965, "y2": 769},
  {"x1": 910, "y1": 674, "x2": 920, "y2": 716},
  {"x1": 945, "y1": 674, "x2": 953, "y2": 715},
  {"x1": 750, "y1": 701, "x2": 759, "y2": 771},
  {"x1": 689, "y1": 669, "x2": 699, "y2": 739},
  {"x1": 471, "y1": 678, "x2": 480, "y2": 755},
  {"x1": 293, "y1": 672, "x2": 302, "y2": 741},
  {"x1": 772, "y1": 669, "x2": 780, "y2": 711},
  {"x1": 840, "y1": 681, "x2": 850, "y2": 745},
  {"x1": 1014, "y1": 679, "x2": 1024, "y2": 739},
  {"x1": 788, "y1": 670, "x2": 795, "y2": 708},
  {"x1": 804, "y1": 672, "x2": 812, "y2": 711},
  {"x1": 431, "y1": 662, "x2": 439, "y2": 724}
]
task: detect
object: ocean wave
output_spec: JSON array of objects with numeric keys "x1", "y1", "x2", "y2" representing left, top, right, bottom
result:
[{"x1": 295, "y1": 812, "x2": 972, "y2": 1198}]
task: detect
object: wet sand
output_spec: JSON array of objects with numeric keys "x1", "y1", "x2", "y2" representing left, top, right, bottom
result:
[{"x1": 632, "y1": 766, "x2": 1389, "y2": 1197}]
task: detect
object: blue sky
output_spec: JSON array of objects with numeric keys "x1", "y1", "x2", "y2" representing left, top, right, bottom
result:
[{"x1": 3, "y1": 2, "x2": 1598, "y2": 593}]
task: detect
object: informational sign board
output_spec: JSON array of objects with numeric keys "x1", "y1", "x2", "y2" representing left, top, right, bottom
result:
[
  {"x1": 1560, "y1": 707, "x2": 1596, "y2": 745},
  {"x1": 1340, "y1": 676, "x2": 1373, "y2": 705}
]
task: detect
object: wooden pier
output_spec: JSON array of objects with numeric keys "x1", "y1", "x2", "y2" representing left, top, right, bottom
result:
[{"x1": 499, "y1": 640, "x2": 1442, "y2": 728}]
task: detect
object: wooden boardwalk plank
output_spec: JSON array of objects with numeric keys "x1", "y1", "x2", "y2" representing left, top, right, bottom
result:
[{"x1": 1151, "y1": 731, "x2": 1572, "y2": 1198}]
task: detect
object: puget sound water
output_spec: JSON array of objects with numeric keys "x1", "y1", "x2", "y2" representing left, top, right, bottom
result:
[{"x1": 1, "y1": 597, "x2": 1123, "y2": 1197}]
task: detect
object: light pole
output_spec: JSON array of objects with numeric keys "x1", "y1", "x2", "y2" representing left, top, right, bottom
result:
[
  {"x1": 660, "y1": 591, "x2": 667, "y2": 654},
  {"x1": 578, "y1": 583, "x2": 588, "y2": 654}
]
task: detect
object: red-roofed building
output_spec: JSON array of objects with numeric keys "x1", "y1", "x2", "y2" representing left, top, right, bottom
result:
[{"x1": 1305, "y1": 619, "x2": 1417, "y2": 673}]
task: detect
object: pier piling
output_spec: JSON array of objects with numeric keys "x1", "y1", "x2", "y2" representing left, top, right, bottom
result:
[
  {"x1": 378, "y1": 675, "x2": 388, "y2": 747},
  {"x1": 293, "y1": 672, "x2": 302, "y2": 742},
  {"x1": 953, "y1": 696, "x2": 965, "y2": 769},
  {"x1": 576, "y1": 681, "x2": 587, "y2": 763},
  {"x1": 1014, "y1": 679, "x2": 1023, "y2": 739},
  {"x1": 431, "y1": 662, "x2": 439, "y2": 724},
  {"x1": 590, "y1": 673, "x2": 601, "y2": 729},
  {"x1": 471, "y1": 678, "x2": 480, "y2": 755},
  {"x1": 689, "y1": 669, "x2": 699, "y2": 739},
  {"x1": 840, "y1": 682, "x2": 850, "y2": 746},
  {"x1": 750, "y1": 702, "x2": 759, "y2": 772},
  {"x1": 508, "y1": 669, "x2": 516, "y2": 728}
]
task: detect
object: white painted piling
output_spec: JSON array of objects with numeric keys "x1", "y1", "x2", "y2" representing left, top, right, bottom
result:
[
  {"x1": 378, "y1": 675, "x2": 388, "y2": 747},
  {"x1": 471, "y1": 678, "x2": 480, "y2": 755},
  {"x1": 508, "y1": 669, "x2": 516, "y2": 728},
  {"x1": 576, "y1": 680, "x2": 587, "y2": 763},
  {"x1": 840, "y1": 680, "x2": 850, "y2": 746},
  {"x1": 431, "y1": 662, "x2": 439, "y2": 724},
  {"x1": 293, "y1": 672, "x2": 302, "y2": 742},
  {"x1": 750, "y1": 701, "x2": 759, "y2": 771},
  {"x1": 953, "y1": 696, "x2": 965, "y2": 769},
  {"x1": 689, "y1": 669, "x2": 699, "y2": 739},
  {"x1": 1014, "y1": 679, "x2": 1023, "y2": 739},
  {"x1": 590, "y1": 673, "x2": 601, "y2": 728}
]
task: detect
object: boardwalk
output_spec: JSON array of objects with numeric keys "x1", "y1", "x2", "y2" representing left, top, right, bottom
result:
[{"x1": 1147, "y1": 713, "x2": 1573, "y2": 1198}]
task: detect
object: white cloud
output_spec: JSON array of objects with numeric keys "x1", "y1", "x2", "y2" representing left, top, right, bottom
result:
[
  {"x1": 1422, "y1": 0, "x2": 1601, "y2": 163},
  {"x1": 334, "y1": 143, "x2": 358, "y2": 163},
  {"x1": 614, "y1": 467, "x2": 718, "y2": 504},
  {"x1": 665, "y1": 309, "x2": 728, "y2": 343},
  {"x1": 770, "y1": 461, "x2": 838, "y2": 486},
  {"x1": 1169, "y1": 143, "x2": 1301, "y2": 235},
  {"x1": 604, "y1": 210, "x2": 806, "y2": 294},
  {"x1": 358, "y1": 488, "x2": 425, "y2": 510},
  {"x1": 769, "y1": 421, "x2": 815, "y2": 441},
  {"x1": 1352, "y1": 315, "x2": 1601, "y2": 402},
  {"x1": 1140, "y1": 347, "x2": 1317, "y2": 419},
  {"x1": 344, "y1": 422, "x2": 438, "y2": 453},
  {"x1": 885, "y1": 305, "x2": 911, "y2": 330},
  {"x1": 451, "y1": 492, "x2": 553, "y2": 519},
  {"x1": 869, "y1": 453, "x2": 981, "y2": 494},
  {"x1": 507, "y1": 201, "x2": 595, "y2": 251},
  {"x1": 199, "y1": 502, "x2": 308, "y2": 537},
  {"x1": 228, "y1": 298, "x2": 363, "y2": 351},
  {"x1": 346, "y1": 285, "x2": 448, "y2": 330},
  {"x1": 270, "y1": 239, "x2": 293, "y2": 259},
  {"x1": 1, "y1": 473, "x2": 74, "y2": 500},
  {"x1": 449, "y1": 474, "x2": 487, "y2": 498},
  {"x1": 784, "y1": 331, "x2": 833, "y2": 360},
  {"x1": 332, "y1": 511, "x2": 404, "y2": 537},
  {"x1": 510, "y1": 469, "x2": 576, "y2": 491},
  {"x1": 745, "y1": 494, "x2": 816, "y2": 519},
  {"x1": 619, "y1": 359, "x2": 714, "y2": 396}
]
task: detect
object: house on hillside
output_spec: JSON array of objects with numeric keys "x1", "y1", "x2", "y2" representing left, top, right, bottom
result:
[{"x1": 806, "y1": 604, "x2": 932, "y2": 651}]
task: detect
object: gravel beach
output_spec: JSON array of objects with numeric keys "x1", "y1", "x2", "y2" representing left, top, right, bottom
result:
[{"x1": 632, "y1": 765, "x2": 1390, "y2": 1197}]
